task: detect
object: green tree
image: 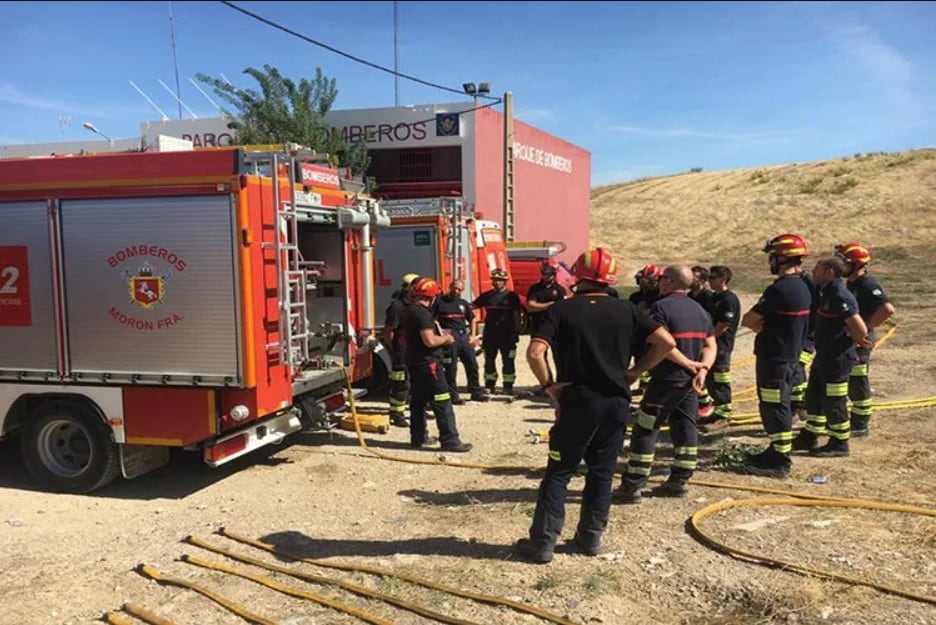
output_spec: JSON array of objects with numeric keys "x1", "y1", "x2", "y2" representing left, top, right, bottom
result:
[{"x1": 195, "y1": 65, "x2": 370, "y2": 175}]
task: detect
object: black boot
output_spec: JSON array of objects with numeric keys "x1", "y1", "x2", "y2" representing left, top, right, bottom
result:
[
  {"x1": 810, "y1": 438, "x2": 849, "y2": 457},
  {"x1": 792, "y1": 430, "x2": 819, "y2": 452},
  {"x1": 740, "y1": 447, "x2": 791, "y2": 478}
]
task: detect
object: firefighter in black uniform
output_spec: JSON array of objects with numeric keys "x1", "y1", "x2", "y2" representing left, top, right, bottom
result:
[
  {"x1": 381, "y1": 273, "x2": 420, "y2": 427},
  {"x1": 690, "y1": 265, "x2": 717, "y2": 417},
  {"x1": 401, "y1": 277, "x2": 472, "y2": 453},
  {"x1": 472, "y1": 268, "x2": 522, "y2": 395},
  {"x1": 740, "y1": 234, "x2": 813, "y2": 478},
  {"x1": 791, "y1": 262, "x2": 819, "y2": 420},
  {"x1": 433, "y1": 279, "x2": 487, "y2": 404},
  {"x1": 618, "y1": 265, "x2": 716, "y2": 502},
  {"x1": 516, "y1": 248, "x2": 676, "y2": 563},
  {"x1": 525, "y1": 261, "x2": 568, "y2": 385},
  {"x1": 698, "y1": 265, "x2": 741, "y2": 432},
  {"x1": 835, "y1": 242, "x2": 896, "y2": 437},
  {"x1": 628, "y1": 264, "x2": 664, "y2": 396},
  {"x1": 792, "y1": 255, "x2": 871, "y2": 456}
]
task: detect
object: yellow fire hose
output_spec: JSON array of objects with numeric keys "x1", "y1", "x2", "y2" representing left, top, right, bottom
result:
[
  {"x1": 179, "y1": 553, "x2": 396, "y2": 625},
  {"x1": 136, "y1": 563, "x2": 279, "y2": 625},
  {"x1": 102, "y1": 611, "x2": 141, "y2": 625},
  {"x1": 216, "y1": 527, "x2": 578, "y2": 625},
  {"x1": 183, "y1": 535, "x2": 485, "y2": 625},
  {"x1": 103, "y1": 603, "x2": 181, "y2": 625},
  {"x1": 336, "y1": 318, "x2": 936, "y2": 607},
  {"x1": 689, "y1": 496, "x2": 936, "y2": 606}
]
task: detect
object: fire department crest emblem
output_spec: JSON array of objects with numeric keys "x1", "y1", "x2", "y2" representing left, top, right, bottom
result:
[
  {"x1": 126, "y1": 263, "x2": 167, "y2": 309},
  {"x1": 436, "y1": 113, "x2": 460, "y2": 137}
]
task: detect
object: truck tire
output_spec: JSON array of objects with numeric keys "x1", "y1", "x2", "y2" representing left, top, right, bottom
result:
[{"x1": 20, "y1": 400, "x2": 121, "y2": 494}]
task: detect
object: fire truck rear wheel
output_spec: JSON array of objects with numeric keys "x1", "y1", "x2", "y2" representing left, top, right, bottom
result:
[{"x1": 20, "y1": 399, "x2": 121, "y2": 494}]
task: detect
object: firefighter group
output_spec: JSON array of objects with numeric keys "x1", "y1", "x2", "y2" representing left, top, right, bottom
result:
[{"x1": 379, "y1": 235, "x2": 895, "y2": 564}]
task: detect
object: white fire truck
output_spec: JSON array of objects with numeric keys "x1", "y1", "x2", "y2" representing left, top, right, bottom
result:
[{"x1": 0, "y1": 145, "x2": 388, "y2": 492}]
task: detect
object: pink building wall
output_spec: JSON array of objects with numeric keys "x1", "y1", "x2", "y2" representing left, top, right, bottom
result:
[{"x1": 471, "y1": 108, "x2": 591, "y2": 265}]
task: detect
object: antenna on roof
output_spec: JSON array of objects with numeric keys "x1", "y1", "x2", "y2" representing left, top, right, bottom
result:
[
  {"x1": 58, "y1": 115, "x2": 72, "y2": 136},
  {"x1": 129, "y1": 80, "x2": 170, "y2": 121},
  {"x1": 158, "y1": 78, "x2": 199, "y2": 119},
  {"x1": 189, "y1": 76, "x2": 222, "y2": 112},
  {"x1": 168, "y1": 0, "x2": 183, "y2": 120}
]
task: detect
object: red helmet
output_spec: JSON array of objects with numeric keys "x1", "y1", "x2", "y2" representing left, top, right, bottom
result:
[
  {"x1": 763, "y1": 233, "x2": 808, "y2": 258},
  {"x1": 635, "y1": 263, "x2": 663, "y2": 283},
  {"x1": 835, "y1": 242, "x2": 871, "y2": 266},
  {"x1": 573, "y1": 247, "x2": 618, "y2": 285},
  {"x1": 491, "y1": 268, "x2": 509, "y2": 280},
  {"x1": 409, "y1": 277, "x2": 441, "y2": 299}
]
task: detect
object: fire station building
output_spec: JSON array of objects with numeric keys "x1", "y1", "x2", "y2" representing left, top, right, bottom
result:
[{"x1": 2, "y1": 102, "x2": 591, "y2": 264}]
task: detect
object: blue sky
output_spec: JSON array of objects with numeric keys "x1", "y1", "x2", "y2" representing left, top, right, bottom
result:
[{"x1": 2, "y1": 1, "x2": 934, "y2": 185}]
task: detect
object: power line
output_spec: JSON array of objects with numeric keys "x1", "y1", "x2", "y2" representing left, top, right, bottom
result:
[{"x1": 217, "y1": 0, "x2": 499, "y2": 102}]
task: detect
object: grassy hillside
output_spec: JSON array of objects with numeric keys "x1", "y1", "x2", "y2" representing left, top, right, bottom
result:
[{"x1": 590, "y1": 149, "x2": 936, "y2": 274}]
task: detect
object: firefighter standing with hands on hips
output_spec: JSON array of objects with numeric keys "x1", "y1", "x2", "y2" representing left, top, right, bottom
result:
[
  {"x1": 473, "y1": 268, "x2": 523, "y2": 396},
  {"x1": 433, "y1": 279, "x2": 488, "y2": 404},
  {"x1": 739, "y1": 234, "x2": 813, "y2": 478},
  {"x1": 516, "y1": 248, "x2": 676, "y2": 564},
  {"x1": 401, "y1": 278, "x2": 473, "y2": 452},
  {"x1": 792, "y1": 255, "x2": 872, "y2": 456}
]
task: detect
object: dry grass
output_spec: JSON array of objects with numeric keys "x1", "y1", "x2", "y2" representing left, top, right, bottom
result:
[{"x1": 590, "y1": 148, "x2": 936, "y2": 273}]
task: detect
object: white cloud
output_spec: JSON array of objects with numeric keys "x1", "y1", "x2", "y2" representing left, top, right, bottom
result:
[
  {"x1": 0, "y1": 82, "x2": 117, "y2": 118},
  {"x1": 605, "y1": 125, "x2": 792, "y2": 145},
  {"x1": 818, "y1": 16, "x2": 921, "y2": 117},
  {"x1": 516, "y1": 108, "x2": 557, "y2": 124}
]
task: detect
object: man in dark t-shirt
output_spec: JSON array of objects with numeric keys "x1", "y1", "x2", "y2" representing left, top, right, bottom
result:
[
  {"x1": 433, "y1": 280, "x2": 486, "y2": 403},
  {"x1": 698, "y1": 265, "x2": 742, "y2": 432},
  {"x1": 401, "y1": 277, "x2": 471, "y2": 453},
  {"x1": 740, "y1": 234, "x2": 813, "y2": 478},
  {"x1": 472, "y1": 268, "x2": 523, "y2": 395},
  {"x1": 618, "y1": 265, "x2": 716, "y2": 503},
  {"x1": 835, "y1": 242, "x2": 896, "y2": 437},
  {"x1": 516, "y1": 248, "x2": 676, "y2": 564},
  {"x1": 792, "y1": 255, "x2": 871, "y2": 457}
]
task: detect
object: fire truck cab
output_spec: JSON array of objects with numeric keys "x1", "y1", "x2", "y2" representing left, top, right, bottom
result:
[{"x1": 0, "y1": 145, "x2": 388, "y2": 493}]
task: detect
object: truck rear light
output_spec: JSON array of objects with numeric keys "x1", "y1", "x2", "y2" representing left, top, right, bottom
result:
[
  {"x1": 322, "y1": 391, "x2": 346, "y2": 413},
  {"x1": 204, "y1": 434, "x2": 247, "y2": 464},
  {"x1": 230, "y1": 405, "x2": 250, "y2": 421}
]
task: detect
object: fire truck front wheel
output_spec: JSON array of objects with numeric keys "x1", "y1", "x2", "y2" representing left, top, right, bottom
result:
[{"x1": 20, "y1": 400, "x2": 121, "y2": 494}]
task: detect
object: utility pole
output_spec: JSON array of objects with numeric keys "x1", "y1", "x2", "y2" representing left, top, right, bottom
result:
[
  {"x1": 393, "y1": 1, "x2": 400, "y2": 106},
  {"x1": 502, "y1": 91, "x2": 515, "y2": 242}
]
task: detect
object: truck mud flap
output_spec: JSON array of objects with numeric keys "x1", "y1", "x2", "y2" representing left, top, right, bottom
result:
[{"x1": 120, "y1": 444, "x2": 171, "y2": 480}]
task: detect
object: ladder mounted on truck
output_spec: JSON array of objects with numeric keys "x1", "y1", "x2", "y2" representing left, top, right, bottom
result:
[
  {"x1": 380, "y1": 197, "x2": 475, "y2": 219},
  {"x1": 241, "y1": 147, "x2": 328, "y2": 371}
]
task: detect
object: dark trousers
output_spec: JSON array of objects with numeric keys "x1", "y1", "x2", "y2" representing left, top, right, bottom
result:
[
  {"x1": 527, "y1": 386, "x2": 628, "y2": 552},
  {"x1": 791, "y1": 348, "x2": 815, "y2": 411},
  {"x1": 408, "y1": 360, "x2": 460, "y2": 448},
  {"x1": 623, "y1": 382, "x2": 698, "y2": 487},
  {"x1": 483, "y1": 338, "x2": 517, "y2": 388},
  {"x1": 756, "y1": 360, "x2": 796, "y2": 456},
  {"x1": 803, "y1": 353, "x2": 854, "y2": 441},
  {"x1": 849, "y1": 346, "x2": 873, "y2": 426},
  {"x1": 388, "y1": 347, "x2": 410, "y2": 418},
  {"x1": 706, "y1": 348, "x2": 734, "y2": 417},
  {"x1": 443, "y1": 333, "x2": 481, "y2": 399}
]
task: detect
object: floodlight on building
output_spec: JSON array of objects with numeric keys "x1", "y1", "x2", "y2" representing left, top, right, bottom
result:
[
  {"x1": 462, "y1": 83, "x2": 477, "y2": 95},
  {"x1": 477, "y1": 82, "x2": 492, "y2": 95}
]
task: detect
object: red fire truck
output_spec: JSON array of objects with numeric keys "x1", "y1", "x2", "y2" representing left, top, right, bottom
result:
[
  {"x1": 367, "y1": 197, "x2": 512, "y2": 389},
  {"x1": 0, "y1": 145, "x2": 388, "y2": 492}
]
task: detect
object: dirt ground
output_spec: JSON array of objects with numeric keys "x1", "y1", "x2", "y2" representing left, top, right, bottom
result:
[{"x1": 1, "y1": 286, "x2": 934, "y2": 625}]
